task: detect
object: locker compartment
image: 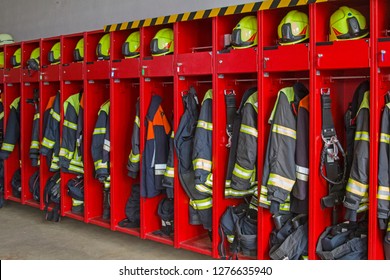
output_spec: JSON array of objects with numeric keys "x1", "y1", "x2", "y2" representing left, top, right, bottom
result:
[
  {"x1": 85, "y1": 30, "x2": 110, "y2": 80},
  {"x1": 173, "y1": 75, "x2": 213, "y2": 256},
  {"x1": 21, "y1": 82, "x2": 40, "y2": 208},
  {"x1": 310, "y1": 68, "x2": 370, "y2": 260},
  {"x1": 39, "y1": 82, "x2": 60, "y2": 210},
  {"x1": 377, "y1": 40, "x2": 390, "y2": 68},
  {"x1": 141, "y1": 24, "x2": 174, "y2": 77},
  {"x1": 258, "y1": 71, "x2": 310, "y2": 260},
  {"x1": 313, "y1": 0, "x2": 370, "y2": 70},
  {"x1": 111, "y1": 28, "x2": 140, "y2": 79},
  {"x1": 261, "y1": 6, "x2": 310, "y2": 72},
  {"x1": 62, "y1": 33, "x2": 85, "y2": 81},
  {"x1": 60, "y1": 80, "x2": 84, "y2": 222},
  {"x1": 4, "y1": 44, "x2": 22, "y2": 83},
  {"x1": 2, "y1": 82, "x2": 21, "y2": 202},
  {"x1": 176, "y1": 18, "x2": 213, "y2": 75},
  {"x1": 214, "y1": 73, "x2": 258, "y2": 259},
  {"x1": 84, "y1": 79, "x2": 110, "y2": 228},
  {"x1": 215, "y1": 13, "x2": 258, "y2": 74},
  {"x1": 41, "y1": 37, "x2": 61, "y2": 82},
  {"x1": 110, "y1": 78, "x2": 140, "y2": 237},
  {"x1": 21, "y1": 40, "x2": 41, "y2": 82},
  {"x1": 140, "y1": 76, "x2": 174, "y2": 246}
]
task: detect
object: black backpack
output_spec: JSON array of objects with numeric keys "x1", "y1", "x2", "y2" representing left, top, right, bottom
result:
[
  {"x1": 29, "y1": 170, "x2": 40, "y2": 202},
  {"x1": 118, "y1": 183, "x2": 140, "y2": 228},
  {"x1": 44, "y1": 172, "x2": 61, "y2": 222},
  {"x1": 11, "y1": 168, "x2": 21, "y2": 198}
]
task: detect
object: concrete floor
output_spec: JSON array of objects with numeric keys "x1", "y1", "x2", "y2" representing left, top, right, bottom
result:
[{"x1": 0, "y1": 201, "x2": 212, "y2": 260}]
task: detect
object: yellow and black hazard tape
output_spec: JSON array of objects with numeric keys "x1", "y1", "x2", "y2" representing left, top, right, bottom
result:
[{"x1": 104, "y1": 0, "x2": 332, "y2": 32}]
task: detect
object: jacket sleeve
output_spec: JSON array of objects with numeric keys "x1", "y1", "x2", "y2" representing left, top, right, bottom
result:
[
  {"x1": 378, "y1": 104, "x2": 390, "y2": 228},
  {"x1": 127, "y1": 100, "x2": 140, "y2": 178},
  {"x1": 29, "y1": 106, "x2": 40, "y2": 166},
  {"x1": 227, "y1": 93, "x2": 258, "y2": 198},
  {"x1": 344, "y1": 107, "x2": 370, "y2": 221},
  {"x1": 91, "y1": 102, "x2": 110, "y2": 181},
  {"x1": 40, "y1": 93, "x2": 60, "y2": 157},
  {"x1": 266, "y1": 93, "x2": 297, "y2": 213},
  {"x1": 59, "y1": 99, "x2": 78, "y2": 170},
  {"x1": 0, "y1": 97, "x2": 20, "y2": 160},
  {"x1": 162, "y1": 130, "x2": 174, "y2": 198}
]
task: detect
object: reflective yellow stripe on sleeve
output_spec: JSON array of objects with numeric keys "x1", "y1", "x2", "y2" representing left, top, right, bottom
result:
[
  {"x1": 34, "y1": 113, "x2": 40, "y2": 120},
  {"x1": 267, "y1": 173, "x2": 295, "y2": 192},
  {"x1": 30, "y1": 141, "x2": 40, "y2": 149},
  {"x1": 190, "y1": 197, "x2": 212, "y2": 210},
  {"x1": 93, "y1": 127, "x2": 106, "y2": 135},
  {"x1": 232, "y1": 163, "x2": 253, "y2": 180},
  {"x1": 354, "y1": 131, "x2": 369, "y2": 142},
  {"x1": 346, "y1": 178, "x2": 368, "y2": 197},
  {"x1": 128, "y1": 151, "x2": 140, "y2": 163},
  {"x1": 163, "y1": 166, "x2": 174, "y2": 178},
  {"x1": 42, "y1": 137, "x2": 55, "y2": 149},
  {"x1": 197, "y1": 120, "x2": 213, "y2": 131},
  {"x1": 64, "y1": 120, "x2": 78, "y2": 130},
  {"x1": 240, "y1": 124, "x2": 258, "y2": 138},
  {"x1": 377, "y1": 186, "x2": 390, "y2": 201},
  {"x1": 50, "y1": 110, "x2": 60, "y2": 122},
  {"x1": 135, "y1": 116, "x2": 140, "y2": 127},
  {"x1": 193, "y1": 158, "x2": 212, "y2": 172},
  {"x1": 1, "y1": 143, "x2": 14, "y2": 152},
  {"x1": 380, "y1": 133, "x2": 390, "y2": 144}
]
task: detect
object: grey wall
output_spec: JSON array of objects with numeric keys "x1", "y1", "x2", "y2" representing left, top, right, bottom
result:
[{"x1": 0, "y1": 0, "x2": 259, "y2": 42}]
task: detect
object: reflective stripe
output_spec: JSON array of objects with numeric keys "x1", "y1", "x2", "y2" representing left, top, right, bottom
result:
[
  {"x1": 0, "y1": 111, "x2": 4, "y2": 120},
  {"x1": 205, "y1": 174, "x2": 213, "y2": 187},
  {"x1": 190, "y1": 197, "x2": 212, "y2": 210},
  {"x1": 135, "y1": 116, "x2": 140, "y2": 127},
  {"x1": 195, "y1": 184, "x2": 212, "y2": 195},
  {"x1": 42, "y1": 137, "x2": 55, "y2": 149},
  {"x1": 377, "y1": 186, "x2": 390, "y2": 201},
  {"x1": 59, "y1": 148, "x2": 73, "y2": 160},
  {"x1": 380, "y1": 133, "x2": 390, "y2": 144},
  {"x1": 50, "y1": 110, "x2": 60, "y2": 122},
  {"x1": 30, "y1": 141, "x2": 40, "y2": 149},
  {"x1": 227, "y1": 235, "x2": 235, "y2": 244},
  {"x1": 163, "y1": 166, "x2": 174, "y2": 178},
  {"x1": 72, "y1": 198, "x2": 84, "y2": 206},
  {"x1": 346, "y1": 178, "x2": 368, "y2": 197},
  {"x1": 296, "y1": 172, "x2": 308, "y2": 182},
  {"x1": 155, "y1": 169, "x2": 165, "y2": 176},
  {"x1": 64, "y1": 120, "x2": 77, "y2": 130},
  {"x1": 296, "y1": 165, "x2": 309, "y2": 175},
  {"x1": 387, "y1": 222, "x2": 390, "y2": 233},
  {"x1": 1, "y1": 143, "x2": 14, "y2": 152},
  {"x1": 197, "y1": 120, "x2": 213, "y2": 131},
  {"x1": 155, "y1": 163, "x2": 167, "y2": 170},
  {"x1": 103, "y1": 139, "x2": 110, "y2": 152},
  {"x1": 357, "y1": 203, "x2": 368, "y2": 213},
  {"x1": 272, "y1": 124, "x2": 296, "y2": 139},
  {"x1": 354, "y1": 131, "x2": 369, "y2": 142},
  {"x1": 94, "y1": 160, "x2": 108, "y2": 170},
  {"x1": 240, "y1": 124, "x2": 258, "y2": 138},
  {"x1": 267, "y1": 173, "x2": 295, "y2": 192},
  {"x1": 93, "y1": 127, "x2": 106, "y2": 135},
  {"x1": 193, "y1": 158, "x2": 212, "y2": 172},
  {"x1": 224, "y1": 186, "x2": 257, "y2": 197},
  {"x1": 170, "y1": 131, "x2": 175, "y2": 138},
  {"x1": 68, "y1": 165, "x2": 84, "y2": 174},
  {"x1": 232, "y1": 163, "x2": 253, "y2": 180},
  {"x1": 128, "y1": 151, "x2": 140, "y2": 163},
  {"x1": 34, "y1": 113, "x2": 40, "y2": 120}
]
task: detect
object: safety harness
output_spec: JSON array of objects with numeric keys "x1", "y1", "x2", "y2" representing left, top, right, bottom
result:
[{"x1": 320, "y1": 88, "x2": 347, "y2": 224}]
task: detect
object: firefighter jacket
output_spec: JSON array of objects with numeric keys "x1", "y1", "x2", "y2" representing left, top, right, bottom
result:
[
  {"x1": 162, "y1": 129, "x2": 174, "y2": 199},
  {"x1": 343, "y1": 90, "x2": 369, "y2": 222},
  {"x1": 260, "y1": 83, "x2": 309, "y2": 214},
  {"x1": 291, "y1": 95, "x2": 309, "y2": 214},
  {"x1": 41, "y1": 92, "x2": 61, "y2": 171},
  {"x1": 127, "y1": 99, "x2": 140, "y2": 178},
  {"x1": 225, "y1": 91, "x2": 258, "y2": 198},
  {"x1": 40, "y1": 95, "x2": 56, "y2": 168},
  {"x1": 29, "y1": 102, "x2": 40, "y2": 167},
  {"x1": 91, "y1": 100, "x2": 110, "y2": 187},
  {"x1": 191, "y1": 89, "x2": 213, "y2": 230},
  {"x1": 59, "y1": 92, "x2": 84, "y2": 175},
  {"x1": 0, "y1": 96, "x2": 20, "y2": 160},
  {"x1": 141, "y1": 95, "x2": 171, "y2": 198},
  {"x1": 378, "y1": 101, "x2": 390, "y2": 232}
]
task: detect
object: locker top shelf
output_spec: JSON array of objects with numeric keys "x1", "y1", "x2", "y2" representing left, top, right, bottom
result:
[{"x1": 104, "y1": 0, "x2": 334, "y2": 32}]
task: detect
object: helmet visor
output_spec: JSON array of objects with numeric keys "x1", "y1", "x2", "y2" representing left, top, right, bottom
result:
[
  {"x1": 27, "y1": 59, "x2": 39, "y2": 71},
  {"x1": 336, "y1": 17, "x2": 368, "y2": 40},
  {"x1": 73, "y1": 49, "x2": 83, "y2": 62},
  {"x1": 150, "y1": 38, "x2": 169, "y2": 55},
  {"x1": 122, "y1": 42, "x2": 139, "y2": 58},
  {"x1": 48, "y1": 51, "x2": 59, "y2": 64},
  {"x1": 279, "y1": 23, "x2": 307, "y2": 44},
  {"x1": 96, "y1": 44, "x2": 109, "y2": 60},
  {"x1": 11, "y1": 56, "x2": 20, "y2": 67},
  {"x1": 231, "y1": 29, "x2": 253, "y2": 48}
]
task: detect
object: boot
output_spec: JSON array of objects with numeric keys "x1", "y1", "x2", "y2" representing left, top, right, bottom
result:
[{"x1": 102, "y1": 189, "x2": 110, "y2": 220}]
